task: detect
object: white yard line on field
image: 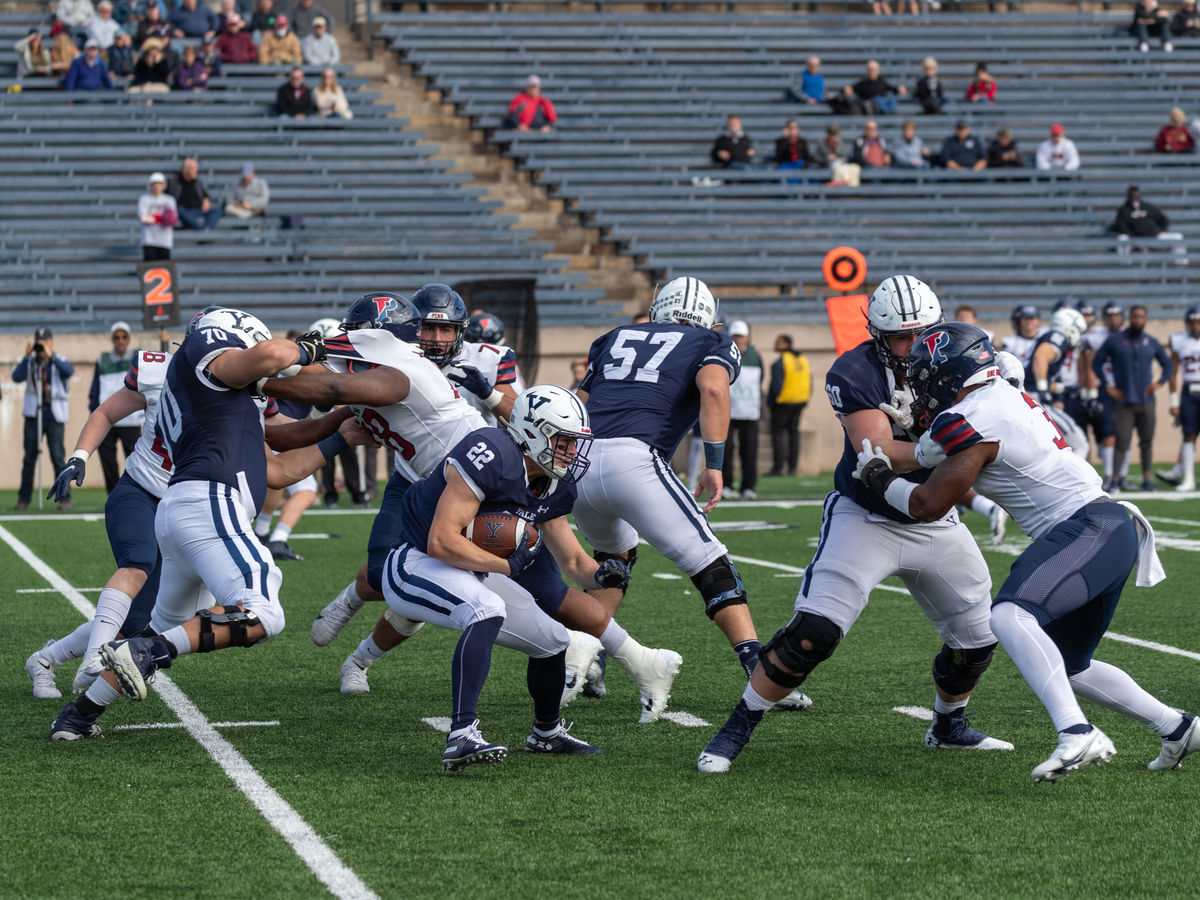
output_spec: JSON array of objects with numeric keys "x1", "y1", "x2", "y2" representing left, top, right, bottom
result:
[
  {"x1": 729, "y1": 553, "x2": 911, "y2": 594},
  {"x1": 661, "y1": 711, "x2": 712, "y2": 727},
  {"x1": 893, "y1": 706, "x2": 934, "y2": 721},
  {"x1": 421, "y1": 717, "x2": 452, "y2": 734},
  {"x1": 115, "y1": 720, "x2": 280, "y2": 731},
  {"x1": 0, "y1": 524, "x2": 378, "y2": 900}
]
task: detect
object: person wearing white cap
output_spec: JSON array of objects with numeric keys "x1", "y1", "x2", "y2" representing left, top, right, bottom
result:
[
  {"x1": 137, "y1": 171, "x2": 177, "y2": 260},
  {"x1": 88, "y1": 322, "x2": 143, "y2": 493},
  {"x1": 225, "y1": 162, "x2": 270, "y2": 218},
  {"x1": 502, "y1": 74, "x2": 557, "y2": 132},
  {"x1": 722, "y1": 321, "x2": 763, "y2": 500},
  {"x1": 300, "y1": 14, "x2": 338, "y2": 65}
]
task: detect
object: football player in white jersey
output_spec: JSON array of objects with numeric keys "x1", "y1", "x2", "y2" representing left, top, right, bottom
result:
[
  {"x1": 1024, "y1": 306, "x2": 1090, "y2": 458},
  {"x1": 855, "y1": 322, "x2": 1198, "y2": 780},
  {"x1": 1082, "y1": 303, "x2": 1125, "y2": 488},
  {"x1": 1155, "y1": 305, "x2": 1200, "y2": 491},
  {"x1": 1000, "y1": 304, "x2": 1047, "y2": 366}
]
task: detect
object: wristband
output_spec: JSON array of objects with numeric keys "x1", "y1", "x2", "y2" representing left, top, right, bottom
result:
[
  {"x1": 482, "y1": 389, "x2": 505, "y2": 410},
  {"x1": 1171, "y1": 391, "x2": 1181, "y2": 408},
  {"x1": 1081, "y1": 387, "x2": 1098, "y2": 400},
  {"x1": 703, "y1": 440, "x2": 725, "y2": 470},
  {"x1": 883, "y1": 478, "x2": 918, "y2": 518},
  {"x1": 317, "y1": 432, "x2": 349, "y2": 462},
  {"x1": 70, "y1": 449, "x2": 89, "y2": 464},
  {"x1": 278, "y1": 364, "x2": 302, "y2": 378},
  {"x1": 1036, "y1": 379, "x2": 1049, "y2": 394}
]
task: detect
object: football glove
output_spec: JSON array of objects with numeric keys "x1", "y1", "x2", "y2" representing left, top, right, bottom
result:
[
  {"x1": 594, "y1": 557, "x2": 632, "y2": 591},
  {"x1": 994, "y1": 350, "x2": 1025, "y2": 389},
  {"x1": 914, "y1": 431, "x2": 947, "y2": 468},
  {"x1": 48, "y1": 452, "x2": 87, "y2": 501},
  {"x1": 878, "y1": 388, "x2": 916, "y2": 431},
  {"x1": 507, "y1": 527, "x2": 545, "y2": 578},
  {"x1": 294, "y1": 331, "x2": 327, "y2": 367},
  {"x1": 445, "y1": 364, "x2": 493, "y2": 400}
]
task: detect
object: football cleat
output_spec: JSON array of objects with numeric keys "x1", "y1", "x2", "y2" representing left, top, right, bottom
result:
[
  {"x1": 1116, "y1": 478, "x2": 1133, "y2": 494},
  {"x1": 442, "y1": 720, "x2": 507, "y2": 772},
  {"x1": 1031, "y1": 726, "x2": 1116, "y2": 782},
  {"x1": 721, "y1": 487, "x2": 739, "y2": 500},
  {"x1": 582, "y1": 652, "x2": 607, "y2": 699},
  {"x1": 339, "y1": 659, "x2": 370, "y2": 694},
  {"x1": 1176, "y1": 477, "x2": 1196, "y2": 493},
  {"x1": 50, "y1": 701, "x2": 102, "y2": 741},
  {"x1": 740, "y1": 489, "x2": 757, "y2": 500},
  {"x1": 525, "y1": 722, "x2": 602, "y2": 755},
  {"x1": 632, "y1": 648, "x2": 683, "y2": 724},
  {"x1": 1148, "y1": 713, "x2": 1199, "y2": 770},
  {"x1": 1101, "y1": 477, "x2": 1115, "y2": 493},
  {"x1": 1155, "y1": 467, "x2": 1183, "y2": 486},
  {"x1": 776, "y1": 689, "x2": 813, "y2": 710},
  {"x1": 25, "y1": 640, "x2": 62, "y2": 699},
  {"x1": 1141, "y1": 479, "x2": 1155, "y2": 493},
  {"x1": 562, "y1": 631, "x2": 602, "y2": 708},
  {"x1": 990, "y1": 505, "x2": 1008, "y2": 546},
  {"x1": 72, "y1": 650, "x2": 104, "y2": 695},
  {"x1": 267, "y1": 540, "x2": 304, "y2": 561},
  {"x1": 100, "y1": 638, "x2": 165, "y2": 702},
  {"x1": 925, "y1": 714, "x2": 1014, "y2": 751},
  {"x1": 698, "y1": 700, "x2": 763, "y2": 773},
  {"x1": 311, "y1": 584, "x2": 363, "y2": 646}
]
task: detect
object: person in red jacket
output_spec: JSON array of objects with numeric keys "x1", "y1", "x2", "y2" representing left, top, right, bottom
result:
[
  {"x1": 1156, "y1": 107, "x2": 1195, "y2": 153},
  {"x1": 966, "y1": 62, "x2": 996, "y2": 104},
  {"x1": 215, "y1": 13, "x2": 256, "y2": 63},
  {"x1": 501, "y1": 74, "x2": 556, "y2": 132}
]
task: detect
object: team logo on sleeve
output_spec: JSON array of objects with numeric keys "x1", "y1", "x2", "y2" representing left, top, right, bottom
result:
[{"x1": 922, "y1": 331, "x2": 951, "y2": 365}]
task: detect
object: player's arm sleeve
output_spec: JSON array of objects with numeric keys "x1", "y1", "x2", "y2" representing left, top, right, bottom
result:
[
  {"x1": 928, "y1": 411, "x2": 986, "y2": 456},
  {"x1": 190, "y1": 332, "x2": 246, "y2": 391},
  {"x1": 824, "y1": 364, "x2": 880, "y2": 415},
  {"x1": 122, "y1": 352, "x2": 141, "y2": 392},
  {"x1": 494, "y1": 348, "x2": 518, "y2": 386},
  {"x1": 576, "y1": 336, "x2": 605, "y2": 394},
  {"x1": 444, "y1": 458, "x2": 486, "y2": 502},
  {"x1": 88, "y1": 361, "x2": 101, "y2": 412}
]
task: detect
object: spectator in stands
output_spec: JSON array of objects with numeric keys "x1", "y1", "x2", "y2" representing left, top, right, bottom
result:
[
  {"x1": 569, "y1": 357, "x2": 589, "y2": 393},
  {"x1": 851, "y1": 119, "x2": 891, "y2": 168},
  {"x1": 198, "y1": 32, "x2": 222, "y2": 75},
  {"x1": 167, "y1": 157, "x2": 221, "y2": 230},
  {"x1": 107, "y1": 29, "x2": 134, "y2": 76},
  {"x1": 1131, "y1": 0, "x2": 1173, "y2": 51},
  {"x1": 129, "y1": 37, "x2": 171, "y2": 92},
  {"x1": 134, "y1": 2, "x2": 169, "y2": 47},
  {"x1": 250, "y1": 0, "x2": 279, "y2": 34},
  {"x1": 839, "y1": 60, "x2": 906, "y2": 116},
  {"x1": 57, "y1": 0, "x2": 96, "y2": 30},
  {"x1": 259, "y1": 14, "x2": 301, "y2": 64},
  {"x1": 301, "y1": 15, "x2": 339, "y2": 65},
  {"x1": 289, "y1": 0, "x2": 334, "y2": 38},
  {"x1": 315, "y1": 67, "x2": 352, "y2": 118},
  {"x1": 50, "y1": 30, "x2": 77, "y2": 77},
  {"x1": 176, "y1": 43, "x2": 209, "y2": 89},
  {"x1": 216, "y1": 0, "x2": 239, "y2": 33},
  {"x1": 914, "y1": 56, "x2": 945, "y2": 114},
  {"x1": 225, "y1": 162, "x2": 270, "y2": 217},
  {"x1": 766, "y1": 334, "x2": 810, "y2": 477},
  {"x1": 872, "y1": 0, "x2": 893, "y2": 14},
  {"x1": 1036, "y1": 123, "x2": 1080, "y2": 170},
  {"x1": 774, "y1": 119, "x2": 810, "y2": 169},
  {"x1": 711, "y1": 115, "x2": 755, "y2": 168},
  {"x1": 138, "y1": 171, "x2": 176, "y2": 259},
  {"x1": 891, "y1": 119, "x2": 930, "y2": 168},
  {"x1": 815, "y1": 123, "x2": 846, "y2": 166},
  {"x1": 170, "y1": 0, "x2": 217, "y2": 37},
  {"x1": 89, "y1": 322, "x2": 141, "y2": 493},
  {"x1": 87, "y1": 1, "x2": 119, "y2": 51},
  {"x1": 1171, "y1": 0, "x2": 1200, "y2": 34},
  {"x1": 1111, "y1": 184, "x2": 1173, "y2": 237},
  {"x1": 276, "y1": 65, "x2": 316, "y2": 118},
  {"x1": 941, "y1": 119, "x2": 987, "y2": 171},
  {"x1": 788, "y1": 55, "x2": 825, "y2": 105},
  {"x1": 65, "y1": 40, "x2": 114, "y2": 90},
  {"x1": 988, "y1": 128, "x2": 1022, "y2": 167},
  {"x1": 217, "y1": 14, "x2": 257, "y2": 62},
  {"x1": 1156, "y1": 107, "x2": 1195, "y2": 152},
  {"x1": 14, "y1": 327, "x2": 74, "y2": 511},
  {"x1": 15, "y1": 28, "x2": 52, "y2": 78},
  {"x1": 965, "y1": 62, "x2": 996, "y2": 104},
  {"x1": 723, "y1": 321, "x2": 762, "y2": 500},
  {"x1": 501, "y1": 74, "x2": 556, "y2": 132}
]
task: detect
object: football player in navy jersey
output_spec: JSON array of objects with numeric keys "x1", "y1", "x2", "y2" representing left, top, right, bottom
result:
[
  {"x1": 1024, "y1": 306, "x2": 1089, "y2": 458},
  {"x1": 699, "y1": 276, "x2": 1012, "y2": 773}
]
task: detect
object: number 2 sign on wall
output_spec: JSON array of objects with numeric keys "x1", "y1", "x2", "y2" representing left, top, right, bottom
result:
[{"x1": 137, "y1": 261, "x2": 181, "y2": 329}]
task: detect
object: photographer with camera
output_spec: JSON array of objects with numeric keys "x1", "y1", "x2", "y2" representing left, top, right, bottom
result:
[{"x1": 13, "y1": 327, "x2": 74, "y2": 511}]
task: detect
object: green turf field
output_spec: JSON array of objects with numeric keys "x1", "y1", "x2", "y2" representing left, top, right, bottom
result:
[{"x1": 3, "y1": 480, "x2": 1199, "y2": 900}]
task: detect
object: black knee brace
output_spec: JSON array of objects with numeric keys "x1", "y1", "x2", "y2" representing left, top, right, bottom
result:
[
  {"x1": 197, "y1": 606, "x2": 262, "y2": 652},
  {"x1": 690, "y1": 555, "x2": 747, "y2": 619},
  {"x1": 932, "y1": 643, "x2": 996, "y2": 696},
  {"x1": 593, "y1": 548, "x2": 638, "y2": 595},
  {"x1": 758, "y1": 611, "x2": 843, "y2": 689}
]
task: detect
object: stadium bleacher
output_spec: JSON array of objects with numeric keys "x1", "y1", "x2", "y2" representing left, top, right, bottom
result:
[{"x1": 378, "y1": 6, "x2": 1200, "y2": 321}]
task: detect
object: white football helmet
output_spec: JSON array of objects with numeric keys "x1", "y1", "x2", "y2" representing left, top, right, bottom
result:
[
  {"x1": 649, "y1": 277, "x2": 718, "y2": 329},
  {"x1": 309, "y1": 318, "x2": 342, "y2": 339},
  {"x1": 507, "y1": 385, "x2": 593, "y2": 483},
  {"x1": 194, "y1": 308, "x2": 271, "y2": 349},
  {"x1": 868, "y1": 275, "x2": 943, "y2": 371},
  {"x1": 1050, "y1": 307, "x2": 1087, "y2": 349}
]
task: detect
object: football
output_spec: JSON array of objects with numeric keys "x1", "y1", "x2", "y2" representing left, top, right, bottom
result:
[{"x1": 463, "y1": 512, "x2": 538, "y2": 558}]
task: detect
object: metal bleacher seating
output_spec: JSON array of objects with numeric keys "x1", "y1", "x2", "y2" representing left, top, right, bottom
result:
[{"x1": 378, "y1": 5, "x2": 1200, "y2": 321}]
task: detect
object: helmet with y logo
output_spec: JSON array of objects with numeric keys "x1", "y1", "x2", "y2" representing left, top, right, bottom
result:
[{"x1": 506, "y1": 385, "x2": 593, "y2": 483}]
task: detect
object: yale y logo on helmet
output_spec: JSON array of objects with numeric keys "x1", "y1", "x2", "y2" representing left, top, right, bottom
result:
[
  {"x1": 194, "y1": 308, "x2": 271, "y2": 349},
  {"x1": 506, "y1": 385, "x2": 593, "y2": 483},
  {"x1": 867, "y1": 275, "x2": 943, "y2": 372},
  {"x1": 649, "y1": 277, "x2": 718, "y2": 330}
]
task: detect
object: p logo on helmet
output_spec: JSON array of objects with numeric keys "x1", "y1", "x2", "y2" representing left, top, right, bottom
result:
[{"x1": 922, "y1": 330, "x2": 951, "y2": 366}]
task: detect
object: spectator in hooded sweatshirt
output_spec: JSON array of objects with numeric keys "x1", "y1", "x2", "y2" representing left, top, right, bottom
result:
[
  {"x1": 1036, "y1": 123, "x2": 1081, "y2": 170},
  {"x1": 501, "y1": 74, "x2": 557, "y2": 132},
  {"x1": 891, "y1": 119, "x2": 930, "y2": 168},
  {"x1": 1111, "y1": 184, "x2": 1174, "y2": 237}
]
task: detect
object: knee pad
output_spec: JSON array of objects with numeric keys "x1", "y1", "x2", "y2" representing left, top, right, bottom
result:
[
  {"x1": 366, "y1": 563, "x2": 384, "y2": 596},
  {"x1": 690, "y1": 555, "x2": 747, "y2": 619},
  {"x1": 196, "y1": 606, "x2": 263, "y2": 652},
  {"x1": 932, "y1": 642, "x2": 996, "y2": 696},
  {"x1": 593, "y1": 548, "x2": 638, "y2": 594},
  {"x1": 384, "y1": 608, "x2": 425, "y2": 638},
  {"x1": 759, "y1": 611, "x2": 842, "y2": 689}
]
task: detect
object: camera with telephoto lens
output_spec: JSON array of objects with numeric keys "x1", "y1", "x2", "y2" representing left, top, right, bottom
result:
[{"x1": 32, "y1": 342, "x2": 45, "y2": 356}]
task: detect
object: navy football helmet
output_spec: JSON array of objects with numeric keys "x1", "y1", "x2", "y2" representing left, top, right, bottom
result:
[
  {"x1": 908, "y1": 323, "x2": 1001, "y2": 420},
  {"x1": 410, "y1": 283, "x2": 468, "y2": 366},
  {"x1": 1052, "y1": 297, "x2": 1071, "y2": 312},
  {"x1": 341, "y1": 291, "x2": 420, "y2": 343},
  {"x1": 1010, "y1": 304, "x2": 1039, "y2": 333},
  {"x1": 1074, "y1": 298, "x2": 1096, "y2": 318},
  {"x1": 185, "y1": 305, "x2": 226, "y2": 336},
  {"x1": 1186, "y1": 304, "x2": 1200, "y2": 337},
  {"x1": 464, "y1": 311, "x2": 505, "y2": 345}
]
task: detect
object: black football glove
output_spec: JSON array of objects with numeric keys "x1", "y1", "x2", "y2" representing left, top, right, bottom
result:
[
  {"x1": 858, "y1": 457, "x2": 899, "y2": 496},
  {"x1": 1086, "y1": 397, "x2": 1105, "y2": 420},
  {"x1": 446, "y1": 364, "x2": 493, "y2": 400},
  {"x1": 507, "y1": 527, "x2": 545, "y2": 577},
  {"x1": 593, "y1": 557, "x2": 632, "y2": 591},
  {"x1": 48, "y1": 454, "x2": 86, "y2": 502},
  {"x1": 294, "y1": 330, "x2": 327, "y2": 367}
]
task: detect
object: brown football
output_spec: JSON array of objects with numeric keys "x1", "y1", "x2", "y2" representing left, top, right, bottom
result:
[{"x1": 463, "y1": 512, "x2": 539, "y2": 559}]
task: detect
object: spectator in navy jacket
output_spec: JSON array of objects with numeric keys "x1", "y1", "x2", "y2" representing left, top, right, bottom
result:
[
  {"x1": 106, "y1": 28, "x2": 134, "y2": 76},
  {"x1": 941, "y1": 119, "x2": 987, "y2": 170},
  {"x1": 276, "y1": 65, "x2": 316, "y2": 117},
  {"x1": 1092, "y1": 304, "x2": 1173, "y2": 490},
  {"x1": 712, "y1": 115, "x2": 755, "y2": 168},
  {"x1": 170, "y1": 0, "x2": 218, "y2": 37},
  {"x1": 501, "y1": 74, "x2": 556, "y2": 132},
  {"x1": 914, "y1": 57, "x2": 945, "y2": 114},
  {"x1": 64, "y1": 40, "x2": 114, "y2": 90}
]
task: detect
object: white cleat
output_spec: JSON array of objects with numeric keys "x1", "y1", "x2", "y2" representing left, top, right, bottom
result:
[
  {"x1": 1148, "y1": 713, "x2": 1199, "y2": 770},
  {"x1": 311, "y1": 585, "x2": 364, "y2": 646},
  {"x1": 776, "y1": 690, "x2": 813, "y2": 710},
  {"x1": 562, "y1": 631, "x2": 602, "y2": 708},
  {"x1": 25, "y1": 640, "x2": 61, "y2": 699},
  {"x1": 990, "y1": 505, "x2": 1008, "y2": 546},
  {"x1": 632, "y1": 649, "x2": 682, "y2": 724},
  {"x1": 697, "y1": 752, "x2": 732, "y2": 773},
  {"x1": 339, "y1": 659, "x2": 371, "y2": 694},
  {"x1": 1031, "y1": 726, "x2": 1116, "y2": 782},
  {"x1": 740, "y1": 489, "x2": 757, "y2": 500},
  {"x1": 1176, "y1": 478, "x2": 1196, "y2": 493},
  {"x1": 72, "y1": 650, "x2": 103, "y2": 695}
]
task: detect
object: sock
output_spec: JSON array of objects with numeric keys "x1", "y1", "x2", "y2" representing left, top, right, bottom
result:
[
  {"x1": 344, "y1": 582, "x2": 365, "y2": 611},
  {"x1": 269, "y1": 522, "x2": 292, "y2": 544},
  {"x1": 450, "y1": 616, "x2": 503, "y2": 733},
  {"x1": 608, "y1": 632, "x2": 655, "y2": 674},
  {"x1": 732, "y1": 697, "x2": 766, "y2": 727},
  {"x1": 83, "y1": 677, "x2": 122, "y2": 710},
  {"x1": 1062, "y1": 723, "x2": 1094, "y2": 735},
  {"x1": 528, "y1": 650, "x2": 567, "y2": 725},
  {"x1": 990, "y1": 603, "x2": 1089, "y2": 732},
  {"x1": 1119, "y1": 453, "x2": 1131, "y2": 479},
  {"x1": 1069, "y1": 660, "x2": 1185, "y2": 738},
  {"x1": 350, "y1": 634, "x2": 387, "y2": 669},
  {"x1": 1183, "y1": 442, "x2": 1196, "y2": 480},
  {"x1": 254, "y1": 512, "x2": 273, "y2": 538},
  {"x1": 45, "y1": 622, "x2": 92, "y2": 666},
  {"x1": 87, "y1": 588, "x2": 134, "y2": 657},
  {"x1": 734, "y1": 639, "x2": 762, "y2": 678},
  {"x1": 1166, "y1": 713, "x2": 1194, "y2": 742},
  {"x1": 970, "y1": 495, "x2": 996, "y2": 517},
  {"x1": 533, "y1": 720, "x2": 561, "y2": 738},
  {"x1": 598, "y1": 619, "x2": 628, "y2": 657},
  {"x1": 1100, "y1": 445, "x2": 1114, "y2": 478},
  {"x1": 741, "y1": 682, "x2": 776, "y2": 712},
  {"x1": 934, "y1": 695, "x2": 969, "y2": 716},
  {"x1": 161, "y1": 624, "x2": 193, "y2": 658}
]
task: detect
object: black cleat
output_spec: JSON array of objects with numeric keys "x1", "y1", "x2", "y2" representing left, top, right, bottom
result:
[
  {"x1": 267, "y1": 541, "x2": 304, "y2": 561},
  {"x1": 525, "y1": 723, "x2": 602, "y2": 755}
]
